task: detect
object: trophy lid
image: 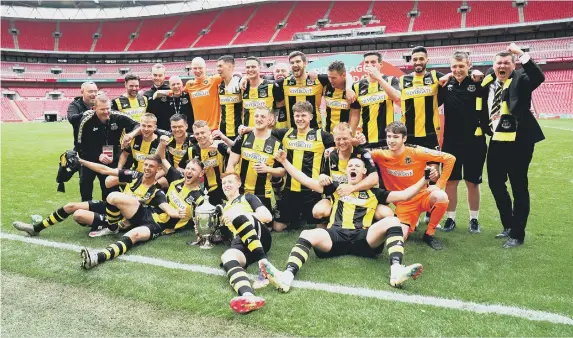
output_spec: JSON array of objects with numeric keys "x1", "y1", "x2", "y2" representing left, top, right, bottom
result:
[{"x1": 195, "y1": 189, "x2": 216, "y2": 214}]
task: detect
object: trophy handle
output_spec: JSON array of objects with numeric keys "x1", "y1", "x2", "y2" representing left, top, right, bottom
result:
[{"x1": 200, "y1": 236, "x2": 215, "y2": 249}]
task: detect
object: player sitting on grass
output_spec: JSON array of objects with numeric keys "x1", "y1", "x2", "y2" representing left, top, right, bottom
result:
[
  {"x1": 259, "y1": 149, "x2": 428, "y2": 291},
  {"x1": 80, "y1": 157, "x2": 205, "y2": 269},
  {"x1": 219, "y1": 173, "x2": 273, "y2": 314},
  {"x1": 13, "y1": 154, "x2": 163, "y2": 238}
]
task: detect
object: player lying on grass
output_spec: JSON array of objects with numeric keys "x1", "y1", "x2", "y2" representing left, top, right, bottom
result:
[
  {"x1": 259, "y1": 149, "x2": 429, "y2": 291},
  {"x1": 80, "y1": 156, "x2": 205, "y2": 269},
  {"x1": 13, "y1": 154, "x2": 163, "y2": 238},
  {"x1": 219, "y1": 172, "x2": 273, "y2": 314}
]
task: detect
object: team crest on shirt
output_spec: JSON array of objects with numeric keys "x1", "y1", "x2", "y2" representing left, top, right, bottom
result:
[
  {"x1": 307, "y1": 134, "x2": 316, "y2": 141},
  {"x1": 360, "y1": 88, "x2": 368, "y2": 95},
  {"x1": 358, "y1": 192, "x2": 369, "y2": 199},
  {"x1": 185, "y1": 195, "x2": 195, "y2": 204},
  {"x1": 134, "y1": 144, "x2": 140, "y2": 149},
  {"x1": 288, "y1": 133, "x2": 297, "y2": 139},
  {"x1": 161, "y1": 96, "x2": 167, "y2": 102},
  {"x1": 208, "y1": 150, "x2": 218, "y2": 156},
  {"x1": 424, "y1": 78, "x2": 433, "y2": 85},
  {"x1": 258, "y1": 89, "x2": 268, "y2": 98},
  {"x1": 501, "y1": 120, "x2": 511, "y2": 129},
  {"x1": 203, "y1": 79, "x2": 209, "y2": 84},
  {"x1": 447, "y1": 84, "x2": 453, "y2": 91},
  {"x1": 405, "y1": 156, "x2": 412, "y2": 164},
  {"x1": 264, "y1": 145, "x2": 273, "y2": 153},
  {"x1": 467, "y1": 85, "x2": 476, "y2": 92},
  {"x1": 110, "y1": 123, "x2": 118, "y2": 131},
  {"x1": 181, "y1": 98, "x2": 188, "y2": 105}
]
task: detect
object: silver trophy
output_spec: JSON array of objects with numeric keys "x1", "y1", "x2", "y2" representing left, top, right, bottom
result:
[{"x1": 193, "y1": 189, "x2": 220, "y2": 249}]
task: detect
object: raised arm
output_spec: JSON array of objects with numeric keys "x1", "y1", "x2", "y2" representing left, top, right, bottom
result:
[
  {"x1": 117, "y1": 150, "x2": 129, "y2": 170},
  {"x1": 156, "y1": 135, "x2": 172, "y2": 171},
  {"x1": 274, "y1": 149, "x2": 324, "y2": 193},
  {"x1": 78, "y1": 158, "x2": 119, "y2": 177}
]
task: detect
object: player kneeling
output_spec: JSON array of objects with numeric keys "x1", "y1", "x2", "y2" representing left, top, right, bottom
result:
[
  {"x1": 260, "y1": 150, "x2": 429, "y2": 291},
  {"x1": 219, "y1": 173, "x2": 273, "y2": 314}
]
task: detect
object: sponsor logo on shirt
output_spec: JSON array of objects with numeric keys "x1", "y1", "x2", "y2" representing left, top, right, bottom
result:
[
  {"x1": 220, "y1": 95, "x2": 241, "y2": 104},
  {"x1": 243, "y1": 99, "x2": 269, "y2": 110},
  {"x1": 404, "y1": 86, "x2": 433, "y2": 97},
  {"x1": 191, "y1": 90, "x2": 210, "y2": 98},
  {"x1": 203, "y1": 157, "x2": 219, "y2": 169},
  {"x1": 242, "y1": 149, "x2": 269, "y2": 163},
  {"x1": 387, "y1": 169, "x2": 414, "y2": 177},
  {"x1": 358, "y1": 92, "x2": 388, "y2": 105},
  {"x1": 288, "y1": 87, "x2": 313, "y2": 95},
  {"x1": 287, "y1": 140, "x2": 313, "y2": 149},
  {"x1": 325, "y1": 97, "x2": 349, "y2": 109},
  {"x1": 339, "y1": 195, "x2": 367, "y2": 206}
]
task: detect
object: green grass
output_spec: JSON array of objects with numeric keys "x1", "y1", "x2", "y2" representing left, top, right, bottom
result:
[{"x1": 2, "y1": 121, "x2": 573, "y2": 336}]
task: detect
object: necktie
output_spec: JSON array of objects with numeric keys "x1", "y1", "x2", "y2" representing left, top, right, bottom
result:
[{"x1": 490, "y1": 81, "x2": 503, "y2": 132}]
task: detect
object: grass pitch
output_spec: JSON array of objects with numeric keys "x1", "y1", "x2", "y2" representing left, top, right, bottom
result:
[{"x1": 1, "y1": 120, "x2": 573, "y2": 336}]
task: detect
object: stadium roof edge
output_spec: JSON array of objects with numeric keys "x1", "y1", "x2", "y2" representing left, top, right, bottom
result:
[{"x1": 1, "y1": 0, "x2": 267, "y2": 20}]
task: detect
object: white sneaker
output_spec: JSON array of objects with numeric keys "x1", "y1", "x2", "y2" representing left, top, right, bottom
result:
[
  {"x1": 390, "y1": 263, "x2": 423, "y2": 288},
  {"x1": 252, "y1": 270, "x2": 270, "y2": 290},
  {"x1": 13, "y1": 221, "x2": 39, "y2": 236},
  {"x1": 259, "y1": 259, "x2": 294, "y2": 293},
  {"x1": 80, "y1": 247, "x2": 99, "y2": 270},
  {"x1": 89, "y1": 227, "x2": 118, "y2": 238}
]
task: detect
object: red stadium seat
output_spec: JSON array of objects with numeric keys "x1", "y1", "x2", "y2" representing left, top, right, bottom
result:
[
  {"x1": 413, "y1": 1, "x2": 462, "y2": 31},
  {"x1": 160, "y1": 11, "x2": 219, "y2": 50},
  {"x1": 1, "y1": 19, "x2": 15, "y2": 49},
  {"x1": 195, "y1": 6, "x2": 257, "y2": 47},
  {"x1": 532, "y1": 83, "x2": 573, "y2": 115},
  {"x1": 466, "y1": 1, "x2": 519, "y2": 27},
  {"x1": 129, "y1": 17, "x2": 177, "y2": 51},
  {"x1": 14, "y1": 20, "x2": 55, "y2": 50},
  {"x1": 58, "y1": 21, "x2": 99, "y2": 52},
  {"x1": 233, "y1": 2, "x2": 293, "y2": 45},
  {"x1": 524, "y1": 0, "x2": 573, "y2": 22},
  {"x1": 94, "y1": 19, "x2": 141, "y2": 52},
  {"x1": 1, "y1": 98, "x2": 23, "y2": 122},
  {"x1": 368, "y1": 0, "x2": 413, "y2": 33},
  {"x1": 274, "y1": 1, "x2": 331, "y2": 41}
]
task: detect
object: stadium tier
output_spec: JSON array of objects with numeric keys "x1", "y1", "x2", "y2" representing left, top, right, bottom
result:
[{"x1": 4, "y1": 0, "x2": 571, "y2": 52}]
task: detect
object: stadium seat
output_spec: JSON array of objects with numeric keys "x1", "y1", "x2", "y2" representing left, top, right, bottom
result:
[
  {"x1": 159, "y1": 11, "x2": 219, "y2": 50},
  {"x1": 94, "y1": 19, "x2": 141, "y2": 52},
  {"x1": 413, "y1": 1, "x2": 462, "y2": 31},
  {"x1": 532, "y1": 83, "x2": 573, "y2": 115},
  {"x1": 195, "y1": 6, "x2": 257, "y2": 47},
  {"x1": 368, "y1": 0, "x2": 413, "y2": 33},
  {"x1": 466, "y1": 1, "x2": 519, "y2": 27},
  {"x1": 58, "y1": 21, "x2": 100, "y2": 52},
  {"x1": 274, "y1": 1, "x2": 331, "y2": 41},
  {"x1": 1, "y1": 98, "x2": 23, "y2": 122},
  {"x1": 129, "y1": 17, "x2": 176, "y2": 51},
  {"x1": 524, "y1": 0, "x2": 573, "y2": 22},
  {"x1": 14, "y1": 20, "x2": 55, "y2": 50},
  {"x1": 321, "y1": 0, "x2": 370, "y2": 30},
  {"x1": 1, "y1": 18, "x2": 15, "y2": 49},
  {"x1": 232, "y1": 2, "x2": 293, "y2": 45}
]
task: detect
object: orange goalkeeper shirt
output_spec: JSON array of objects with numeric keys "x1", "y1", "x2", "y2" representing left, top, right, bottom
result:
[
  {"x1": 370, "y1": 146, "x2": 456, "y2": 193},
  {"x1": 184, "y1": 75, "x2": 223, "y2": 130}
]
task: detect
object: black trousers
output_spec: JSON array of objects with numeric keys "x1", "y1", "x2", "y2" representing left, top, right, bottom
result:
[
  {"x1": 79, "y1": 165, "x2": 108, "y2": 202},
  {"x1": 486, "y1": 140, "x2": 535, "y2": 241}
]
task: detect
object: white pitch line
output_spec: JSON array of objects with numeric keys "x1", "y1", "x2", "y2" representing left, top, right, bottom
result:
[
  {"x1": 540, "y1": 125, "x2": 573, "y2": 132},
  {"x1": 2, "y1": 232, "x2": 573, "y2": 326}
]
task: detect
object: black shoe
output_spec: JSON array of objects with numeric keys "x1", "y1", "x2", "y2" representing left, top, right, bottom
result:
[
  {"x1": 495, "y1": 229, "x2": 510, "y2": 238},
  {"x1": 441, "y1": 218, "x2": 456, "y2": 232},
  {"x1": 423, "y1": 234, "x2": 443, "y2": 250},
  {"x1": 503, "y1": 238, "x2": 524, "y2": 248},
  {"x1": 469, "y1": 219, "x2": 481, "y2": 233}
]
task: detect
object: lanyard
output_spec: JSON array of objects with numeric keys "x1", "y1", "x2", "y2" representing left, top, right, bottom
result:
[{"x1": 172, "y1": 96, "x2": 182, "y2": 115}]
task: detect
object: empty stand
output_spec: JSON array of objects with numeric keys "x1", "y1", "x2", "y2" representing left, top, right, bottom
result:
[
  {"x1": 233, "y1": 2, "x2": 292, "y2": 45},
  {"x1": 327, "y1": 1, "x2": 370, "y2": 25},
  {"x1": 14, "y1": 20, "x2": 55, "y2": 50},
  {"x1": 15, "y1": 99, "x2": 72, "y2": 120},
  {"x1": 368, "y1": 0, "x2": 413, "y2": 33},
  {"x1": 414, "y1": 1, "x2": 462, "y2": 31},
  {"x1": 195, "y1": 6, "x2": 256, "y2": 47},
  {"x1": 58, "y1": 21, "x2": 99, "y2": 52},
  {"x1": 129, "y1": 16, "x2": 177, "y2": 51},
  {"x1": 274, "y1": 1, "x2": 331, "y2": 41},
  {"x1": 1, "y1": 98, "x2": 23, "y2": 122},
  {"x1": 532, "y1": 83, "x2": 573, "y2": 115},
  {"x1": 524, "y1": 0, "x2": 573, "y2": 22},
  {"x1": 160, "y1": 10, "x2": 219, "y2": 50},
  {"x1": 95, "y1": 19, "x2": 141, "y2": 52},
  {"x1": 466, "y1": 1, "x2": 519, "y2": 27},
  {"x1": 543, "y1": 70, "x2": 573, "y2": 83},
  {"x1": 1, "y1": 19, "x2": 15, "y2": 49}
]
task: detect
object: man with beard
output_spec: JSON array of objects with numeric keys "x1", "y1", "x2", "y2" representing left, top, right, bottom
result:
[
  {"x1": 143, "y1": 63, "x2": 172, "y2": 129},
  {"x1": 217, "y1": 55, "x2": 243, "y2": 140},
  {"x1": 112, "y1": 73, "x2": 149, "y2": 122}
]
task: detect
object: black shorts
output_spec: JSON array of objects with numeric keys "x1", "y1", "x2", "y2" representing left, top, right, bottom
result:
[
  {"x1": 275, "y1": 190, "x2": 323, "y2": 224},
  {"x1": 442, "y1": 136, "x2": 487, "y2": 184},
  {"x1": 408, "y1": 135, "x2": 440, "y2": 150},
  {"x1": 314, "y1": 227, "x2": 383, "y2": 258},
  {"x1": 229, "y1": 217, "x2": 272, "y2": 267},
  {"x1": 128, "y1": 203, "x2": 163, "y2": 239},
  {"x1": 88, "y1": 200, "x2": 106, "y2": 214}
]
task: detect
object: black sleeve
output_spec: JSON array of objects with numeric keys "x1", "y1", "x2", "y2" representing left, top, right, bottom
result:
[
  {"x1": 217, "y1": 142, "x2": 229, "y2": 155},
  {"x1": 165, "y1": 165, "x2": 183, "y2": 183},
  {"x1": 436, "y1": 71, "x2": 446, "y2": 79},
  {"x1": 155, "y1": 129, "x2": 172, "y2": 137},
  {"x1": 390, "y1": 77, "x2": 400, "y2": 91},
  {"x1": 117, "y1": 114, "x2": 139, "y2": 132},
  {"x1": 317, "y1": 74, "x2": 330, "y2": 86},
  {"x1": 150, "y1": 190, "x2": 168, "y2": 206},
  {"x1": 320, "y1": 154, "x2": 331, "y2": 176},
  {"x1": 118, "y1": 169, "x2": 138, "y2": 183},
  {"x1": 178, "y1": 151, "x2": 189, "y2": 169},
  {"x1": 231, "y1": 135, "x2": 243, "y2": 154},
  {"x1": 521, "y1": 58, "x2": 545, "y2": 92},
  {"x1": 271, "y1": 128, "x2": 288, "y2": 141},
  {"x1": 373, "y1": 187, "x2": 391, "y2": 205},
  {"x1": 273, "y1": 79, "x2": 285, "y2": 102},
  {"x1": 111, "y1": 99, "x2": 119, "y2": 111},
  {"x1": 322, "y1": 130, "x2": 335, "y2": 148},
  {"x1": 273, "y1": 144, "x2": 284, "y2": 168},
  {"x1": 66, "y1": 103, "x2": 83, "y2": 126},
  {"x1": 360, "y1": 149, "x2": 377, "y2": 174},
  {"x1": 322, "y1": 182, "x2": 339, "y2": 197},
  {"x1": 245, "y1": 193, "x2": 265, "y2": 211}
]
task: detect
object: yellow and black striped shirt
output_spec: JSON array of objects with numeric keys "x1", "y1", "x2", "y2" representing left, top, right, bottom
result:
[
  {"x1": 400, "y1": 70, "x2": 444, "y2": 138},
  {"x1": 275, "y1": 74, "x2": 330, "y2": 129},
  {"x1": 323, "y1": 83, "x2": 358, "y2": 133},
  {"x1": 118, "y1": 169, "x2": 164, "y2": 207},
  {"x1": 273, "y1": 127, "x2": 334, "y2": 192},
  {"x1": 219, "y1": 80, "x2": 243, "y2": 138},
  {"x1": 324, "y1": 182, "x2": 390, "y2": 230},
  {"x1": 230, "y1": 131, "x2": 283, "y2": 198},
  {"x1": 353, "y1": 77, "x2": 399, "y2": 147},
  {"x1": 124, "y1": 135, "x2": 160, "y2": 173},
  {"x1": 165, "y1": 134, "x2": 196, "y2": 168},
  {"x1": 222, "y1": 194, "x2": 264, "y2": 232},
  {"x1": 111, "y1": 94, "x2": 148, "y2": 122},
  {"x1": 242, "y1": 79, "x2": 276, "y2": 128},
  {"x1": 321, "y1": 147, "x2": 377, "y2": 184},
  {"x1": 179, "y1": 142, "x2": 228, "y2": 193}
]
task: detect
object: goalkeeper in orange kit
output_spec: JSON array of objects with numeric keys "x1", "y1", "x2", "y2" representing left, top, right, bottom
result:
[{"x1": 370, "y1": 122, "x2": 456, "y2": 250}]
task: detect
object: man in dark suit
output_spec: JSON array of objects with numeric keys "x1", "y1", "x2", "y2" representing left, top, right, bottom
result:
[{"x1": 480, "y1": 43, "x2": 545, "y2": 248}]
